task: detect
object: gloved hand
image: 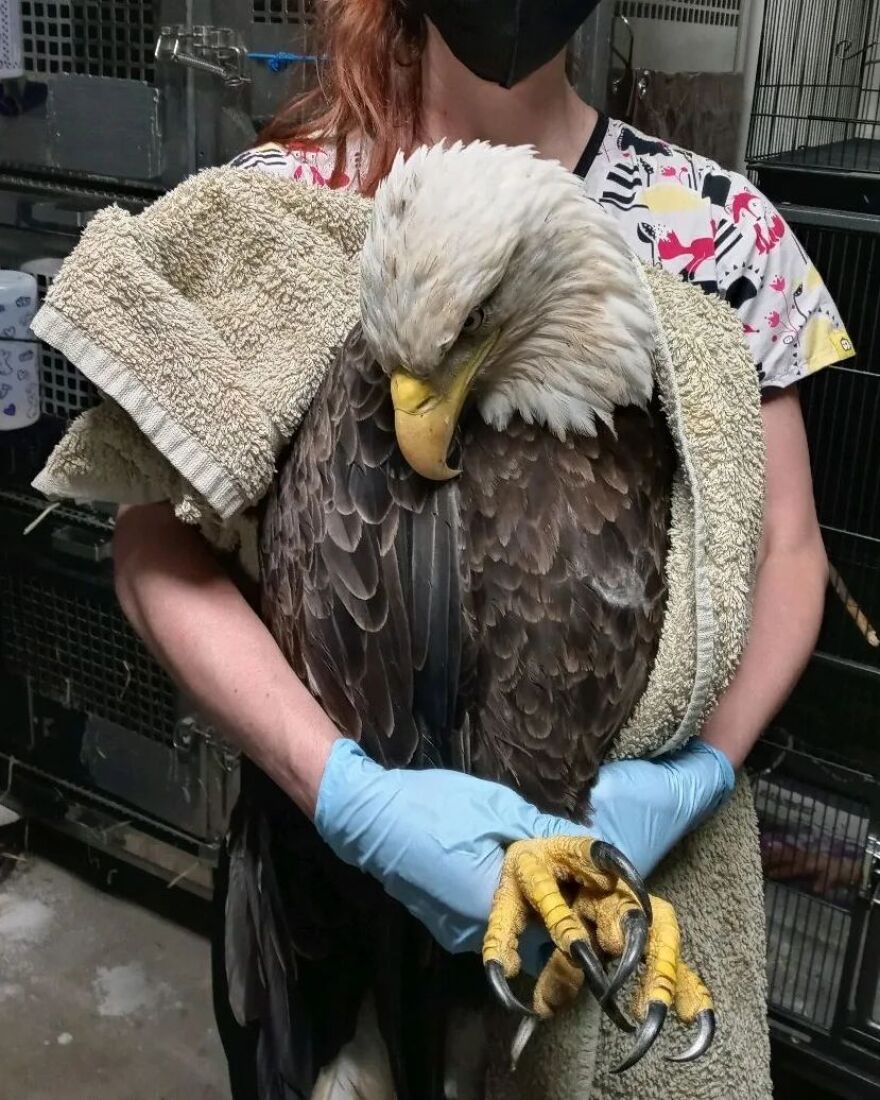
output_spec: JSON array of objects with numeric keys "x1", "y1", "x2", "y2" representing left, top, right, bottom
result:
[
  {"x1": 586, "y1": 740, "x2": 736, "y2": 878},
  {"x1": 314, "y1": 737, "x2": 734, "y2": 958},
  {"x1": 314, "y1": 737, "x2": 590, "y2": 957}
]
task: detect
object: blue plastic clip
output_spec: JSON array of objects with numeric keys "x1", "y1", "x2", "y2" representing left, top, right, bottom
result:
[{"x1": 248, "y1": 51, "x2": 322, "y2": 73}]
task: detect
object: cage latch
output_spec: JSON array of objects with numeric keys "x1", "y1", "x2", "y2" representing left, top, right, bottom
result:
[
  {"x1": 155, "y1": 25, "x2": 250, "y2": 88},
  {"x1": 172, "y1": 714, "x2": 200, "y2": 756},
  {"x1": 195, "y1": 724, "x2": 240, "y2": 773}
]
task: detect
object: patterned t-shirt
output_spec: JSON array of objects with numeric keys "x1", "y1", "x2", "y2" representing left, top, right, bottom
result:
[{"x1": 231, "y1": 119, "x2": 855, "y2": 390}]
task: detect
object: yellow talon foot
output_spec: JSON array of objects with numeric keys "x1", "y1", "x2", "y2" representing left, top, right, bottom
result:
[
  {"x1": 481, "y1": 836, "x2": 646, "y2": 1030},
  {"x1": 481, "y1": 835, "x2": 715, "y2": 1072},
  {"x1": 667, "y1": 961, "x2": 715, "y2": 1064},
  {"x1": 610, "y1": 897, "x2": 716, "y2": 1072}
]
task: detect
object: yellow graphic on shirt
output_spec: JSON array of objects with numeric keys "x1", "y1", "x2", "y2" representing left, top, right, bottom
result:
[
  {"x1": 804, "y1": 264, "x2": 825, "y2": 294},
  {"x1": 641, "y1": 185, "x2": 709, "y2": 215},
  {"x1": 803, "y1": 315, "x2": 856, "y2": 373}
]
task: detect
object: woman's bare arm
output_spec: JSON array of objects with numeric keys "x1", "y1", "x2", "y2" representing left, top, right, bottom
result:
[
  {"x1": 113, "y1": 502, "x2": 339, "y2": 816},
  {"x1": 702, "y1": 388, "x2": 828, "y2": 766}
]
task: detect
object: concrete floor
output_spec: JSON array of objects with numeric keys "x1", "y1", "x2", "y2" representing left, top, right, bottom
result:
[
  {"x1": 0, "y1": 826, "x2": 844, "y2": 1100},
  {"x1": 0, "y1": 832, "x2": 230, "y2": 1100}
]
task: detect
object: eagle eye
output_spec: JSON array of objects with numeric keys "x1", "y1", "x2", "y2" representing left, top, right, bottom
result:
[{"x1": 462, "y1": 306, "x2": 486, "y2": 335}]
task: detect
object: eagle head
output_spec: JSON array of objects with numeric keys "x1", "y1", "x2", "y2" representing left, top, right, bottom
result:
[{"x1": 359, "y1": 140, "x2": 657, "y2": 480}]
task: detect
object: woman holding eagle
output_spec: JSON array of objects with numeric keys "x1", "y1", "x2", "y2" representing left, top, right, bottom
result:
[{"x1": 113, "y1": 1, "x2": 842, "y2": 1097}]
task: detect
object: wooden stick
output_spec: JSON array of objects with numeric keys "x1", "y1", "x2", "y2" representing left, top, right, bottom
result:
[{"x1": 828, "y1": 562, "x2": 880, "y2": 648}]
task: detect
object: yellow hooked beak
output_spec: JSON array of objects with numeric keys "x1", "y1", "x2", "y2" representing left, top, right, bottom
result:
[{"x1": 390, "y1": 332, "x2": 499, "y2": 480}]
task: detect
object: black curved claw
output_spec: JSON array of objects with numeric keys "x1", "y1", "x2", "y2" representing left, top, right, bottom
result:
[
  {"x1": 591, "y1": 840, "x2": 653, "y2": 923},
  {"x1": 666, "y1": 1009, "x2": 716, "y2": 1064},
  {"x1": 613, "y1": 1000, "x2": 668, "y2": 1074},
  {"x1": 484, "y1": 960, "x2": 538, "y2": 1018},
  {"x1": 605, "y1": 908, "x2": 649, "y2": 1002},
  {"x1": 570, "y1": 941, "x2": 635, "y2": 1034}
]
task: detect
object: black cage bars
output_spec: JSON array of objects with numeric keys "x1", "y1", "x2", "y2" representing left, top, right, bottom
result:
[
  {"x1": 751, "y1": 731, "x2": 880, "y2": 1039},
  {"x1": 748, "y1": 0, "x2": 880, "y2": 176},
  {"x1": 20, "y1": 0, "x2": 158, "y2": 82},
  {"x1": 757, "y1": 774, "x2": 867, "y2": 1029},
  {"x1": 782, "y1": 207, "x2": 880, "y2": 671},
  {"x1": 0, "y1": 491, "x2": 183, "y2": 749},
  {"x1": 251, "y1": 0, "x2": 314, "y2": 25},
  {"x1": 0, "y1": 552, "x2": 183, "y2": 746},
  {"x1": 27, "y1": 262, "x2": 100, "y2": 422}
]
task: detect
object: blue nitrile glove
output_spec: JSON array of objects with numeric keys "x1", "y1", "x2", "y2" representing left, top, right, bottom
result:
[
  {"x1": 314, "y1": 737, "x2": 590, "y2": 958},
  {"x1": 586, "y1": 740, "x2": 736, "y2": 879}
]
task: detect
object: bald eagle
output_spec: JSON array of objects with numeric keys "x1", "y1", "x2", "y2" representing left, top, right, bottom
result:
[{"x1": 225, "y1": 142, "x2": 714, "y2": 1100}]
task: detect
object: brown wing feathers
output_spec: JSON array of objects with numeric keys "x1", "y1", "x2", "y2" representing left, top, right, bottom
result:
[
  {"x1": 261, "y1": 327, "x2": 469, "y2": 768},
  {"x1": 461, "y1": 405, "x2": 672, "y2": 817},
  {"x1": 262, "y1": 331, "x2": 672, "y2": 808}
]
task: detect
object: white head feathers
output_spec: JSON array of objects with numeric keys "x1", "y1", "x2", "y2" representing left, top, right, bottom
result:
[{"x1": 359, "y1": 141, "x2": 656, "y2": 438}]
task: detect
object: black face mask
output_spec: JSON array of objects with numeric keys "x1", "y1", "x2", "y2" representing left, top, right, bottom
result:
[{"x1": 410, "y1": 0, "x2": 602, "y2": 89}]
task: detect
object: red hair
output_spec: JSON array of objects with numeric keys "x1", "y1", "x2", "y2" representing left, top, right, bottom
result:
[{"x1": 259, "y1": 0, "x2": 425, "y2": 196}]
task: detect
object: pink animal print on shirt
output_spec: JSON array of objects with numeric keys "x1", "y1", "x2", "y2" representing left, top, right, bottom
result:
[
  {"x1": 731, "y1": 190, "x2": 786, "y2": 256},
  {"x1": 657, "y1": 225, "x2": 716, "y2": 277}
]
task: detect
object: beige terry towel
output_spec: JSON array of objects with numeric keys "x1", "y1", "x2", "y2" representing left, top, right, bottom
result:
[
  {"x1": 33, "y1": 168, "x2": 769, "y2": 1100},
  {"x1": 33, "y1": 167, "x2": 372, "y2": 524}
]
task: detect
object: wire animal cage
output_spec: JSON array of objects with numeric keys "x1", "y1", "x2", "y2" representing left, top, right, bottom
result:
[
  {"x1": 614, "y1": 0, "x2": 744, "y2": 72},
  {"x1": 0, "y1": 491, "x2": 239, "y2": 867},
  {"x1": 2, "y1": 0, "x2": 322, "y2": 187},
  {"x1": 748, "y1": 0, "x2": 880, "y2": 209},
  {"x1": 750, "y1": 729, "x2": 880, "y2": 1093},
  {"x1": 778, "y1": 206, "x2": 880, "y2": 672},
  {"x1": 23, "y1": 258, "x2": 100, "y2": 422},
  {"x1": 754, "y1": 743, "x2": 869, "y2": 1032},
  {"x1": 19, "y1": 0, "x2": 159, "y2": 81},
  {"x1": 2, "y1": 0, "x2": 177, "y2": 184},
  {"x1": 0, "y1": 539, "x2": 181, "y2": 747},
  {"x1": 0, "y1": 490, "x2": 176, "y2": 745},
  {"x1": 608, "y1": 0, "x2": 749, "y2": 167}
]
